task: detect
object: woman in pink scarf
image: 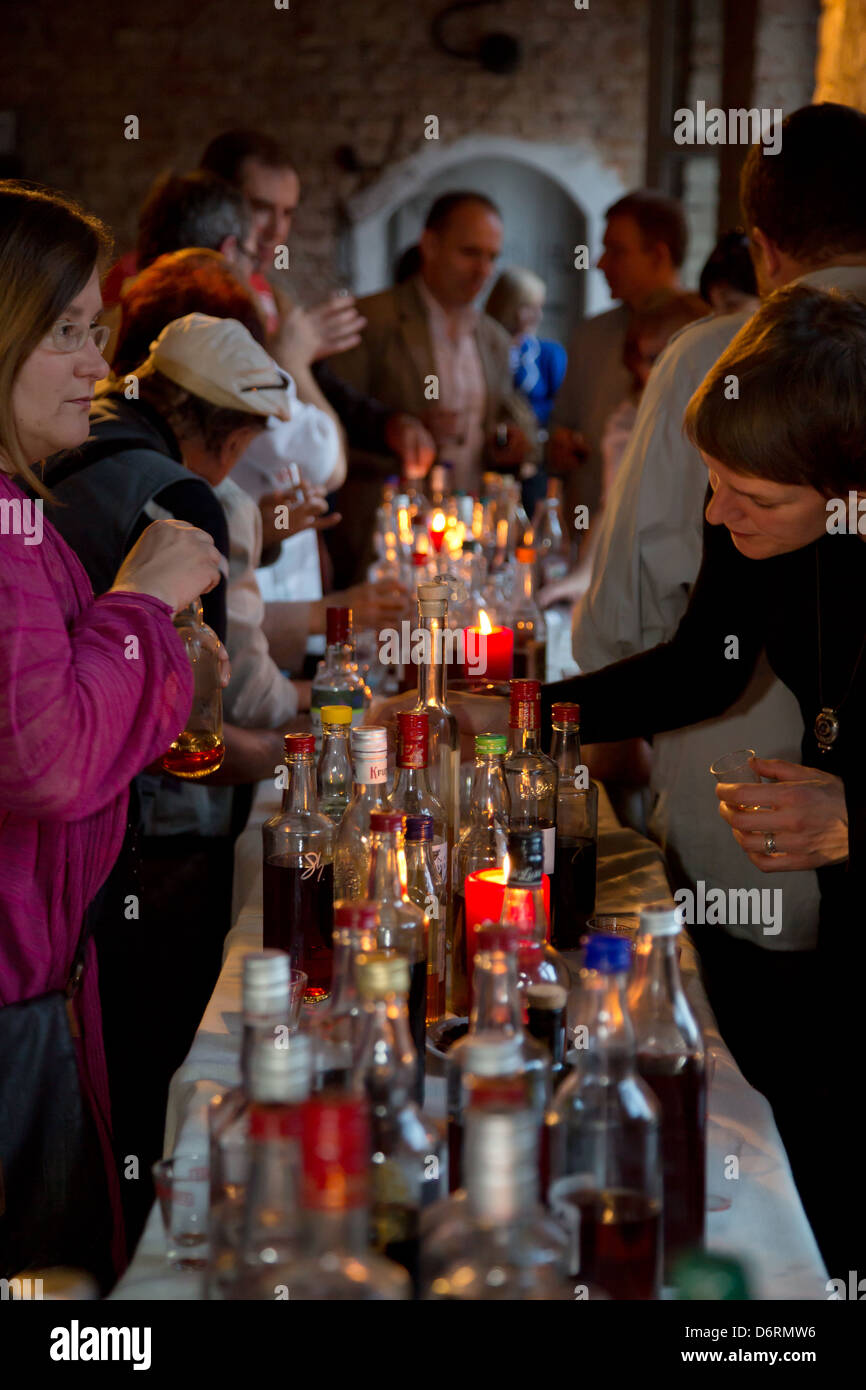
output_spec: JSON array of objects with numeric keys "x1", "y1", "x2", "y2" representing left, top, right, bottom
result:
[{"x1": 0, "y1": 183, "x2": 225, "y2": 1279}]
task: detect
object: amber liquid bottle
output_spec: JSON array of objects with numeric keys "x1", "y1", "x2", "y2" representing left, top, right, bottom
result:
[{"x1": 160, "y1": 599, "x2": 225, "y2": 778}]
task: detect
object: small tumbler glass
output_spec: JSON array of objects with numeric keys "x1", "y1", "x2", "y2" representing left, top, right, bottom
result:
[
  {"x1": 709, "y1": 748, "x2": 765, "y2": 810},
  {"x1": 153, "y1": 1151, "x2": 210, "y2": 1271}
]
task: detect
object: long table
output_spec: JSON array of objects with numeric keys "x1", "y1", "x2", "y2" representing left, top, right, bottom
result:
[{"x1": 110, "y1": 780, "x2": 828, "y2": 1301}]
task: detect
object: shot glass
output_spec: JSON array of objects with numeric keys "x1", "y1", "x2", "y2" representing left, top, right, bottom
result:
[
  {"x1": 709, "y1": 748, "x2": 765, "y2": 811},
  {"x1": 288, "y1": 968, "x2": 308, "y2": 1031},
  {"x1": 153, "y1": 1151, "x2": 210, "y2": 1271}
]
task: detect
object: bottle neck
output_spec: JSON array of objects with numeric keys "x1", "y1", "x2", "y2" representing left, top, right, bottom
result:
[
  {"x1": 243, "y1": 1120, "x2": 300, "y2": 1248},
  {"x1": 629, "y1": 934, "x2": 697, "y2": 1038},
  {"x1": 471, "y1": 756, "x2": 510, "y2": 825},
  {"x1": 417, "y1": 610, "x2": 447, "y2": 707},
  {"x1": 550, "y1": 723, "x2": 583, "y2": 774},
  {"x1": 578, "y1": 972, "x2": 639, "y2": 1082},
  {"x1": 519, "y1": 561, "x2": 535, "y2": 604},
  {"x1": 509, "y1": 724, "x2": 541, "y2": 755},
  {"x1": 321, "y1": 727, "x2": 351, "y2": 756},
  {"x1": 499, "y1": 881, "x2": 547, "y2": 942},
  {"x1": 282, "y1": 757, "x2": 317, "y2": 813},
  {"x1": 175, "y1": 597, "x2": 203, "y2": 625},
  {"x1": 326, "y1": 639, "x2": 355, "y2": 671},
  {"x1": 393, "y1": 764, "x2": 432, "y2": 801},
  {"x1": 367, "y1": 832, "x2": 406, "y2": 904},
  {"x1": 471, "y1": 954, "x2": 523, "y2": 1033},
  {"x1": 354, "y1": 995, "x2": 416, "y2": 1103},
  {"x1": 304, "y1": 1204, "x2": 369, "y2": 1255},
  {"x1": 327, "y1": 932, "x2": 375, "y2": 1016},
  {"x1": 240, "y1": 1014, "x2": 287, "y2": 1090}
]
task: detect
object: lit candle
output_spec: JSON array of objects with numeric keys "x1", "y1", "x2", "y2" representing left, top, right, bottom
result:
[
  {"x1": 460, "y1": 608, "x2": 514, "y2": 681},
  {"x1": 463, "y1": 866, "x2": 551, "y2": 990},
  {"x1": 429, "y1": 511, "x2": 446, "y2": 553}
]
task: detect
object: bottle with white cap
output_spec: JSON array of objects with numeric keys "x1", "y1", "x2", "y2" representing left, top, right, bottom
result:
[
  {"x1": 217, "y1": 1030, "x2": 312, "y2": 1300},
  {"x1": 334, "y1": 725, "x2": 392, "y2": 900},
  {"x1": 627, "y1": 905, "x2": 706, "y2": 1275},
  {"x1": 422, "y1": 1106, "x2": 570, "y2": 1300}
]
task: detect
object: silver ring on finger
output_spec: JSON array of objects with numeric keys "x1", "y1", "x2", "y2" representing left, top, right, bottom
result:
[{"x1": 763, "y1": 832, "x2": 777, "y2": 855}]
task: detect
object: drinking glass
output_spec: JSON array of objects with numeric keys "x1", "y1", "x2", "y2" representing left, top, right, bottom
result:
[
  {"x1": 288, "y1": 968, "x2": 308, "y2": 1031},
  {"x1": 709, "y1": 748, "x2": 766, "y2": 811},
  {"x1": 153, "y1": 1151, "x2": 210, "y2": 1270}
]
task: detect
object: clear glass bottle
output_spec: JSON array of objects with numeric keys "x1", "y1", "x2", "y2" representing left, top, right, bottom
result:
[
  {"x1": 532, "y1": 478, "x2": 571, "y2": 588},
  {"x1": 316, "y1": 704, "x2": 353, "y2": 824},
  {"x1": 548, "y1": 934, "x2": 663, "y2": 1300},
  {"x1": 280, "y1": 1094, "x2": 411, "y2": 1300},
  {"x1": 389, "y1": 711, "x2": 448, "y2": 882},
  {"x1": 627, "y1": 906, "x2": 706, "y2": 1276},
  {"x1": 452, "y1": 733, "x2": 511, "y2": 1017},
  {"x1": 364, "y1": 811, "x2": 427, "y2": 1105},
  {"x1": 505, "y1": 679, "x2": 558, "y2": 878},
  {"x1": 446, "y1": 949, "x2": 551, "y2": 1194},
  {"x1": 334, "y1": 726, "x2": 391, "y2": 901},
  {"x1": 423, "y1": 1106, "x2": 570, "y2": 1300},
  {"x1": 352, "y1": 951, "x2": 443, "y2": 1295},
  {"x1": 309, "y1": 606, "x2": 371, "y2": 753},
  {"x1": 490, "y1": 828, "x2": 572, "y2": 999},
  {"x1": 262, "y1": 733, "x2": 335, "y2": 1001},
  {"x1": 215, "y1": 1031, "x2": 312, "y2": 1301},
  {"x1": 414, "y1": 581, "x2": 460, "y2": 843},
  {"x1": 403, "y1": 814, "x2": 446, "y2": 1026},
  {"x1": 510, "y1": 547, "x2": 547, "y2": 682},
  {"x1": 309, "y1": 902, "x2": 379, "y2": 1093},
  {"x1": 159, "y1": 598, "x2": 225, "y2": 778},
  {"x1": 525, "y1": 982, "x2": 569, "y2": 1090},
  {"x1": 550, "y1": 701, "x2": 598, "y2": 949}
]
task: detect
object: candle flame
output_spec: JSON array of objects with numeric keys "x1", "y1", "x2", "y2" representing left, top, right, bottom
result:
[
  {"x1": 502, "y1": 852, "x2": 510, "y2": 881},
  {"x1": 496, "y1": 517, "x2": 508, "y2": 548},
  {"x1": 471, "y1": 500, "x2": 484, "y2": 538},
  {"x1": 431, "y1": 511, "x2": 446, "y2": 534},
  {"x1": 478, "y1": 609, "x2": 493, "y2": 635}
]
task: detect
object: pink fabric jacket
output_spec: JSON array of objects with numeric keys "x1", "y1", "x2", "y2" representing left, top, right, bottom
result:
[{"x1": 0, "y1": 472, "x2": 193, "y2": 1270}]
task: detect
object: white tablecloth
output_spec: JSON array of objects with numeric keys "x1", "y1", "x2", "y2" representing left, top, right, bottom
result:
[{"x1": 111, "y1": 781, "x2": 828, "y2": 1300}]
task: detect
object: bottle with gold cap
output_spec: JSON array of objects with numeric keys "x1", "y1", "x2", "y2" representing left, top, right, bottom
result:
[
  {"x1": 316, "y1": 704, "x2": 353, "y2": 823},
  {"x1": 510, "y1": 546, "x2": 547, "y2": 681},
  {"x1": 353, "y1": 950, "x2": 443, "y2": 1296}
]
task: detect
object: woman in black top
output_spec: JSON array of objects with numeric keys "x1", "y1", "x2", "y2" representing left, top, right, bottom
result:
[{"x1": 544, "y1": 284, "x2": 865, "y2": 1276}]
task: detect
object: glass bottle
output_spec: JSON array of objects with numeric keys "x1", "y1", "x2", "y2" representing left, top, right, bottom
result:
[
  {"x1": 505, "y1": 679, "x2": 558, "y2": 878},
  {"x1": 525, "y1": 982, "x2": 568, "y2": 1089},
  {"x1": 309, "y1": 902, "x2": 378, "y2": 1093},
  {"x1": 309, "y1": 606, "x2": 371, "y2": 753},
  {"x1": 159, "y1": 598, "x2": 225, "y2": 777},
  {"x1": 281, "y1": 1094, "x2": 410, "y2": 1300},
  {"x1": 352, "y1": 951, "x2": 443, "y2": 1295},
  {"x1": 316, "y1": 704, "x2": 353, "y2": 823},
  {"x1": 510, "y1": 547, "x2": 547, "y2": 681},
  {"x1": 389, "y1": 711, "x2": 448, "y2": 882},
  {"x1": 262, "y1": 733, "x2": 335, "y2": 1000},
  {"x1": 550, "y1": 701, "x2": 598, "y2": 948},
  {"x1": 627, "y1": 906, "x2": 706, "y2": 1275},
  {"x1": 215, "y1": 1030, "x2": 312, "y2": 1301},
  {"x1": 414, "y1": 581, "x2": 460, "y2": 844},
  {"x1": 547, "y1": 934, "x2": 663, "y2": 1300},
  {"x1": 364, "y1": 811, "x2": 427, "y2": 1104},
  {"x1": 452, "y1": 732, "x2": 511, "y2": 1017},
  {"x1": 446, "y1": 949, "x2": 550, "y2": 1193},
  {"x1": 403, "y1": 815, "x2": 446, "y2": 1026},
  {"x1": 491, "y1": 827, "x2": 571, "y2": 999},
  {"x1": 334, "y1": 726, "x2": 391, "y2": 901},
  {"x1": 423, "y1": 1106, "x2": 570, "y2": 1300},
  {"x1": 532, "y1": 478, "x2": 571, "y2": 588}
]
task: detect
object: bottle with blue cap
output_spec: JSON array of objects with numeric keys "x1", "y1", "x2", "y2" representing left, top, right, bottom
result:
[
  {"x1": 628, "y1": 905, "x2": 706, "y2": 1276},
  {"x1": 547, "y1": 933, "x2": 663, "y2": 1300}
]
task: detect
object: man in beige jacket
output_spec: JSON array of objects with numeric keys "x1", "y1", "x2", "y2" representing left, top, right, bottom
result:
[{"x1": 323, "y1": 191, "x2": 537, "y2": 586}]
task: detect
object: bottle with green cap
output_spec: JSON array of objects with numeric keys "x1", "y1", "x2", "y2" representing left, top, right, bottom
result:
[
  {"x1": 317, "y1": 704, "x2": 353, "y2": 823},
  {"x1": 451, "y1": 733, "x2": 512, "y2": 1015}
]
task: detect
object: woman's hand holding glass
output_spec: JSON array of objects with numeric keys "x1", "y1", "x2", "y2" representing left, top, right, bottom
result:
[{"x1": 716, "y1": 756, "x2": 849, "y2": 871}]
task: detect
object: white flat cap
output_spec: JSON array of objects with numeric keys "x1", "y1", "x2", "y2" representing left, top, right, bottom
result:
[{"x1": 144, "y1": 312, "x2": 292, "y2": 421}]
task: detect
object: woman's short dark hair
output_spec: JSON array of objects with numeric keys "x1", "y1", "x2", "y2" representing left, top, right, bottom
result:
[
  {"x1": 684, "y1": 284, "x2": 866, "y2": 497},
  {"x1": 113, "y1": 247, "x2": 265, "y2": 377},
  {"x1": 699, "y1": 231, "x2": 757, "y2": 305}
]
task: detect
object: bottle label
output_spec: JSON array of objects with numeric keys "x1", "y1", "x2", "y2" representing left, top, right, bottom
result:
[
  {"x1": 354, "y1": 753, "x2": 388, "y2": 784},
  {"x1": 549, "y1": 1174, "x2": 590, "y2": 1278},
  {"x1": 398, "y1": 741, "x2": 427, "y2": 770},
  {"x1": 542, "y1": 825, "x2": 555, "y2": 875},
  {"x1": 432, "y1": 838, "x2": 447, "y2": 882}
]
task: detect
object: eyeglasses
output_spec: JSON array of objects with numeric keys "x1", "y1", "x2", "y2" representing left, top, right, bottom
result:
[{"x1": 43, "y1": 321, "x2": 111, "y2": 355}]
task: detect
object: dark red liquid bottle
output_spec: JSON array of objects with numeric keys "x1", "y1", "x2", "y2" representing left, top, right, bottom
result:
[{"x1": 262, "y1": 733, "x2": 336, "y2": 1002}]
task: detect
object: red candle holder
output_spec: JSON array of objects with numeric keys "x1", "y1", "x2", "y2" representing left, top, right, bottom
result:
[
  {"x1": 463, "y1": 867, "x2": 550, "y2": 1001},
  {"x1": 458, "y1": 624, "x2": 514, "y2": 681}
]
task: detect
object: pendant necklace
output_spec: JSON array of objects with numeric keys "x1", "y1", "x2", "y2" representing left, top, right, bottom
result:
[{"x1": 814, "y1": 547, "x2": 866, "y2": 753}]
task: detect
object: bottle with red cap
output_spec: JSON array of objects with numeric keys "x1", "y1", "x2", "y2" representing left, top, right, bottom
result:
[
  {"x1": 550, "y1": 700, "x2": 598, "y2": 948},
  {"x1": 389, "y1": 712, "x2": 447, "y2": 880},
  {"x1": 281, "y1": 1095, "x2": 410, "y2": 1300},
  {"x1": 504, "y1": 679, "x2": 559, "y2": 880},
  {"x1": 364, "y1": 810, "x2": 428, "y2": 1104},
  {"x1": 309, "y1": 902, "x2": 379, "y2": 1093},
  {"x1": 309, "y1": 606, "x2": 371, "y2": 753},
  {"x1": 510, "y1": 546, "x2": 547, "y2": 681},
  {"x1": 262, "y1": 732, "x2": 336, "y2": 1000}
]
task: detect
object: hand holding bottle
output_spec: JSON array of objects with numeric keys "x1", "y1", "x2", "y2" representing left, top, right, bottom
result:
[{"x1": 109, "y1": 519, "x2": 224, "y2": 612}]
